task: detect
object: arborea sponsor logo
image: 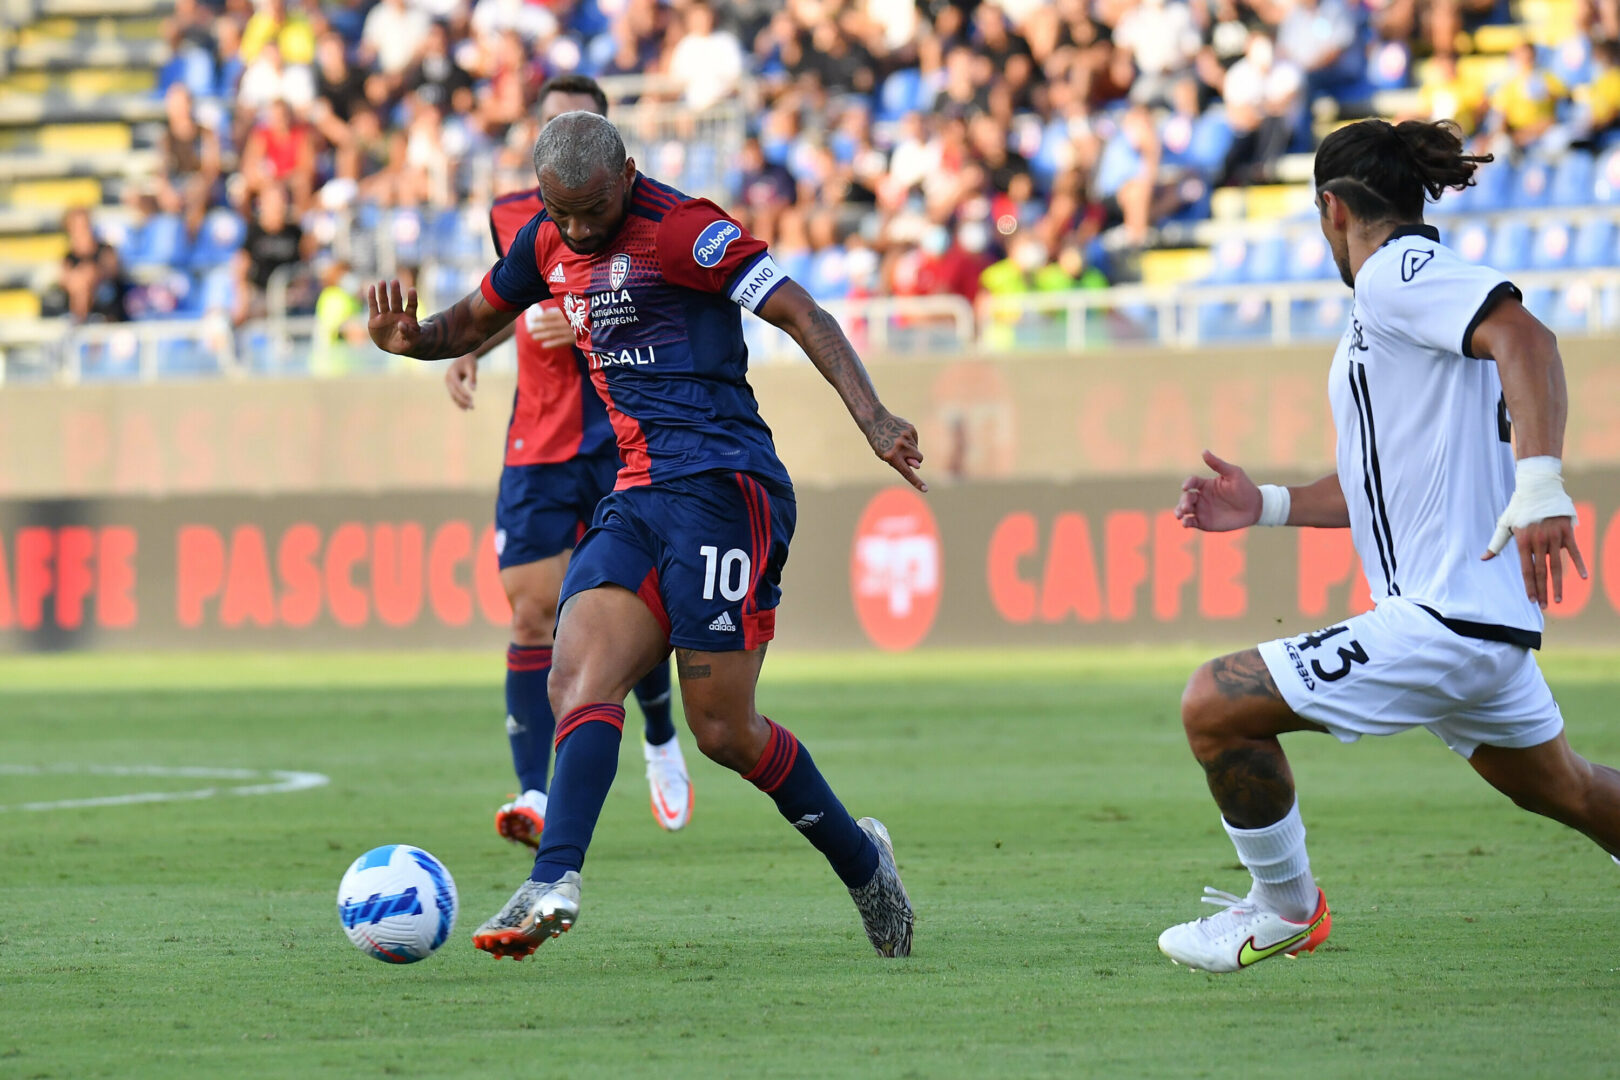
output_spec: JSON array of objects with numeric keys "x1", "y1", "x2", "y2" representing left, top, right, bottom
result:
[
  {"x1": 692, "y1": 220, "x2": 740, "y2": 268},
  {"x1": 851, "y1": 488, "x2": 942, "y2": 651}
]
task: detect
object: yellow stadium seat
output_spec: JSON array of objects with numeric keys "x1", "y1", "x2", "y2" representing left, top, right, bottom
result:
[
  {"x1": 0, "y1": 233, "x2": 68, "y2": 262},
  {"x1": 1140, "y1": 248, "x2": 1214, "y2": 286},
  {"x1": 0, "y1": 289, "x2": 42, "y2": 319},
  {"x1": 38, "y1": 123, "x2": 132, "y2": 153},
  {"x1": 5, "y1": 177, "x2": 101, "y2": 209}
]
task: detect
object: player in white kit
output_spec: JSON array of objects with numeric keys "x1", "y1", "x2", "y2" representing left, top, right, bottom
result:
[{"x1": 1157, "y1": 119, "x2": 1606, "y2": 973}]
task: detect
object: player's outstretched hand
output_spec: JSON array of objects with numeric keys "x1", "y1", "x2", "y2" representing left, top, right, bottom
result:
[
  {"x1": 866, "y1": 409, "x2": 927, "y2": 493},
  {"x1": 1485, "y1": 516, "x2": 1588, "y2": 609},
  {"x1": 1175, "y1": 450, "x2": 1261, "y2": 531},
  {"x1": 528, "y1": 306, "x2": 574, "y2": 349},
  {"x1": 445, "y1": 354, "x2": 478, "y2": 410},
  {"x1": 367, "y1": 280, "x2": 421, "y2": 355}
]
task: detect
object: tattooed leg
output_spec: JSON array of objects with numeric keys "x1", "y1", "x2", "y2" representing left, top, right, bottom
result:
[{"x1": 1181, "y1": 649, "x2": 1326, "y2": 829}]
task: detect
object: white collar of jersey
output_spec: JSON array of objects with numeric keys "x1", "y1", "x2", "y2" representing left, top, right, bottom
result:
[{"x1": 1378, "y1": 223, "x2": 1442, "y2": 248}]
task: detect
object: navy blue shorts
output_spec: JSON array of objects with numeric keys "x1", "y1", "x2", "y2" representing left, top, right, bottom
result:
[
  {"x1": 560, "y1": 471, "x2": 796, "y2": 652},
  {"x1": 493, "y1": 451, "x2": 620, "y2": 570}
]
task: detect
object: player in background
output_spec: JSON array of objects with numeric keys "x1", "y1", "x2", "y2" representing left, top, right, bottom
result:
[
  {"x1": 442, "y1": 76, "x2": 692, "y2": 847},
  {"x1": 367, "y1": 112, "x2": 923, "y2": 959},
  {"x1": 1158, "y1": 119, "x2": 1613, "y2": 973}
]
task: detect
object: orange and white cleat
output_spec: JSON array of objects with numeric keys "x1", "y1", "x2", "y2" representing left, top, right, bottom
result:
[
  {"x1": 471, "y1": 871, "x2": 581, "y2": 960},
  {"x1": 494, "y1": 789, "x2": 547, "y2": 849},
  {"x1": 644, "y1": 737, "x2": 693, "y2": 832},
  {"x1": 1157, "y1": 887, "x2": 1331, "y2": 972}
]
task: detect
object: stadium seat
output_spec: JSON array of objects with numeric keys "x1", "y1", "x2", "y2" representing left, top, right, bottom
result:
[
  {"x1": 1286, "y1": 232, "x2": 1334, "y2": 281},
  {"x1": 1520, "y1": 286, "x2": 1557, "y2": 323},
  {"x1": 1187, "y1": 111, "x2": 1234, "y2": 180},
  {"x1": 1243, "y1": 236, "x2": 1288, "y2": 283},
  {"x1": 805, "y1": 249, "x2": 851, "y2": 300},
  {"x1": 1594, "y1": 149, "x2": 1620, "y2": 203},
  {"x1": 1197, "y1": 295, "x2": 1272, "y2": 342},
  {"x1": 1570, "y1": 218, "x2": 1617, "y2": 268},
  {"x1": 1485, "y1": 220, "x2": 1532, "y2": 270},
  {"x1": 1467, "y1": 159, "x2": 1515, "y2": 212},
  {"x1": 1451, "y1": 220, "x2": 1491, "y2": 263},
  {"x1": 187, "y1": 208, "x2": 245, "y2": 271},
  {"x1": 1528, "y1": 222, "x2": 1574, "y2": 270},
  {"x1": 155, "y1": 338, "x2": 220, "y2": 378},
  {"x1": 1510, "y1": 159, "x2": 1553, "y2": 209},
  {"x1": 390, "y1": 209, "x2": 425, "y2": 266},
  {"x1": 1289, "y1": 294, "x2": 1349, "y2": 339},
  {"x1": 1546, "y1": 280, "x2": 1613, "y2": 332},
  {"x1": 1205, "y1": 237, "x2": 1248, "y2": 285},
  {"x1": 1549, "y1": 151, "x2": 1595, "y2": 208}
]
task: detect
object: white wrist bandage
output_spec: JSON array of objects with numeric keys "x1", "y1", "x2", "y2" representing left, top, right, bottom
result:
[
  {"x1": 1487, "y1": 456, "x2": 1578, "y2": 555},
  {"x1": 1257, "y1": 484, "x2": 1291, "y2": 527}
]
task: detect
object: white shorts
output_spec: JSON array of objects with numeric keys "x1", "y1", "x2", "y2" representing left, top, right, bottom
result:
[{"x1": 1256, "y1": 597, "x2": 1563, "y2": 759}]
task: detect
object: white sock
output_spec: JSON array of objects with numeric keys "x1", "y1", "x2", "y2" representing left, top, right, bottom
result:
[{"x1": 1223, "y1": 801, "x2": 1317, "y2": 922}]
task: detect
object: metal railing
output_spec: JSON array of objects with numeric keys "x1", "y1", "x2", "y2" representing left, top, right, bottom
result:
[
  {"x1": 974, "y1": 270, "x2": 1620, "y2": 351},
  {"x1": 28, "y1": 270, "x2": 1620, "y2": 383}
]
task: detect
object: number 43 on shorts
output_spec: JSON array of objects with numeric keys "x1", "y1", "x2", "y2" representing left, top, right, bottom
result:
[{"x1": 1292, "y1": 624, "x2": 1371, "y2": 683}]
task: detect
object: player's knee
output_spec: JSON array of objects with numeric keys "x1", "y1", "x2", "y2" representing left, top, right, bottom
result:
[
  {"x1": 547, "y1": 652, "x2": 589, "y2": 718},
  {"x1": 685, "y1": 710, "x2": 754, "y2": 772},
  {"x1": 508, "y1": 593, "x2": 557, "y2": 647},
  {"x1": 1180, "y1": 663, "x2": 1227, "y2": 751}
]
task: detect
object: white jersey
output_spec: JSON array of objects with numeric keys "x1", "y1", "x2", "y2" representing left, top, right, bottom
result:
[{"x1": 1329, "y1": 224, "x2": 1542, "y2": 647}]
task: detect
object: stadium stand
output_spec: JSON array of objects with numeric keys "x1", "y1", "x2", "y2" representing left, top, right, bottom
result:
[{"x1": 4, "y1": 0, "x2": 1620, "y2": 381}]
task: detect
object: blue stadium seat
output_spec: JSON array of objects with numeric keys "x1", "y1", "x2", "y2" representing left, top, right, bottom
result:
[
  {"x1": 1467, "y1": 159, "x2": 1515, "y2": 212},
  {"x1": 1511, "y1": 159, "x2": 1553, "y2": 208},
  {"x1": 187, "y1": 208, "x2": 245, "y2": 271},
  {"x1": 1546, "y1": 280, "x2": 1612, "y2": 332},
  {"x1": 1187, "y1": 111, "x2": 1234, "y2": 180},
  {"x1": 1571, "y1": 218, "x2": 1617, "y2": 268},
  {"x1": 1365, "y1": 40, "x2": 1411, "y2": 91},
  {"x1": 390, "y1": 208, "x2": 425, "y2": 266},
  {"x1": 1486, "y1": 220, "x2": 1533, "y2": 269},
  {"x1": 1549, "y1": 38, "x2": 1593, "y2": 89},
  {"x1": 1286, "y1": 232, "x2": 1335, "y2": 281},
  {"x1": 197, "y1": 266, "x2": 237, "y2": 315},
  {"x1": 805, "y1": 248, "x2": 851, "y2": 299},
  {"x1": 1594, "y1": 149, "x2": 1620, "y2": 203},
  {"x1": 1450, "y1": 220, "x2": 1491, "y2": 263},
  {"x1": 1549, "y1": 151, "x2": 1595, "y2": 207},
  {"x1": 1244, "y1": 236, "x2": 1288, "y2": 283},
  {"x1": 1520, "y1": 286, "x2": 1558, "y2": 323},
  {"x1": 155, "y1": 338, "x2": 220, "y2": 378},
  {"x1": 1198, "y1": 295, "x2": 1272, "y2": 342},
  {"x1": 125, "y1": 214, "x2": 189, "y2": 269},
  {"x1": 1205, "y1": 237, "x2": 1248, "y2": 285},
  {"x1": 1528, "y1": 222, "x2": 1574, "y2": 270}
]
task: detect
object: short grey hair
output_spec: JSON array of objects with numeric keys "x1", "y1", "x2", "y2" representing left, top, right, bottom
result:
[{"x1": 532, "y1": 111, "x2": 627, "y2": 187}]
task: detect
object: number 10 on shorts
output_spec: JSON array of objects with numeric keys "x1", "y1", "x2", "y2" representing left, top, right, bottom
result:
[{"x1": 700, "y1": 546, "x2": 752, "y2": 601}]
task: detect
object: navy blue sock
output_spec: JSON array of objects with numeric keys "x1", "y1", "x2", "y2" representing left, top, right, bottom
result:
[
  {"x1": 745, "y1": 719, "x2": 879, "y2": 888},
  {"x1": 505, "y1": 644, "x2": 554, "y2": 794},
  {"x1": 634, "y1": 659, "x2": 676, "y2": 746},
  {"x1": 530, "y1": 703, "x2": 625, "y2": 883}
]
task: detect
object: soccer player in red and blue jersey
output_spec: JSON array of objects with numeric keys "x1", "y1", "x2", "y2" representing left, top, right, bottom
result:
[
  {"x1": 368, "y1": 111, "x2": 923, "y2": 959},
  {"x1": 441, "y1": 76, "x2": 692, "y2": 850}
]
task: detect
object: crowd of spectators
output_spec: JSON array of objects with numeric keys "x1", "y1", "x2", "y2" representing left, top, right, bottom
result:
[{"x1": 61, "y1": 0, "x2": 1620, "y2": 339}]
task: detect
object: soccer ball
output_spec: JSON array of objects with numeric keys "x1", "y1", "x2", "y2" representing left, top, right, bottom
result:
[{"x1": 337, "y1": 844, "x2": 458, "y2": 963}]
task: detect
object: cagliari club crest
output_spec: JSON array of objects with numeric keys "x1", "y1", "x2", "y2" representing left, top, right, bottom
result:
[{"x1": 609, "y1": 253, "x2": 631, "y2": 291}]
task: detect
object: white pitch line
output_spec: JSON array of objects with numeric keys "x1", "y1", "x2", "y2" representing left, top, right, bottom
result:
[{"x1": 0, "y1": 765, "x2": 330, "y2": 812}]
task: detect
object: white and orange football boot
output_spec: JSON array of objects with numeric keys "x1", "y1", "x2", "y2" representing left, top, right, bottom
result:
[
  {"x1": 1157, "y1": 887, "x2": 1331, "y2": 972},
  {"x1": 494, "y1": 789, "x2": 547, "y2": 849},
  {"x1": 644, "y1": 738, "x2": 693, "y2": 831}
]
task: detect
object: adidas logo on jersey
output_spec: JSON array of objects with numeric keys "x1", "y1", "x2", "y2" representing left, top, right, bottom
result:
[
  {"x1": 548, "y1": 263, "x2": 566, "y2": 283},
  {"x1": 708, "y1": 612, "x2": 737, "y2": 632}
]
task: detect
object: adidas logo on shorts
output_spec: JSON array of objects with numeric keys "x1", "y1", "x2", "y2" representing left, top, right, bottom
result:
[
  {"x1": 548, "y1": 263, "x2": 566, "y2": 283},
  {"x1": 708, "y1": 612, "x2": 737, "y2": 632}
]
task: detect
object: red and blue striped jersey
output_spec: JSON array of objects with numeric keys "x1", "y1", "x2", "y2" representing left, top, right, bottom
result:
[
  {"x1": 487, "y1": 188, "x2": 617, "y2": 466},
  {"x1": 478, "y1": 173, "x2": 794, "y2": 495}
]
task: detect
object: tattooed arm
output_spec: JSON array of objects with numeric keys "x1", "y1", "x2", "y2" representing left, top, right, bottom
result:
[
  {"x1": 757, "y1": 281, "x2": 927, "y2": 492},
  {"x1": 367, "y1": 279, "x2": 522, "y2": 361}
]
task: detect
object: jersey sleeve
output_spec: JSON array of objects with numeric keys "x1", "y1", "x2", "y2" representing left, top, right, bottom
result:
[
  {"x1": 1366, "y1": 247, "x2": 1520, "y2": 359},
  {"x1": 655, "y1": 198, "x2": 791, "y2": 312},
  {"x1": 479, "y1": 213, "x2": 552, "y2": 312}
]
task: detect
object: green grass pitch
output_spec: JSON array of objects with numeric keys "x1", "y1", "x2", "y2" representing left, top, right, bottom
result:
[{"x1": 4, "y1": 647, "x2": 1620, "y2": 1079}]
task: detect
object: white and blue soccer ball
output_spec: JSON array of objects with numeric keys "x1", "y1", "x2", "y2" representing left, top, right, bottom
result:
[{"x1": 337, "y1": 844, "x2": 458, "y2": 963}]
